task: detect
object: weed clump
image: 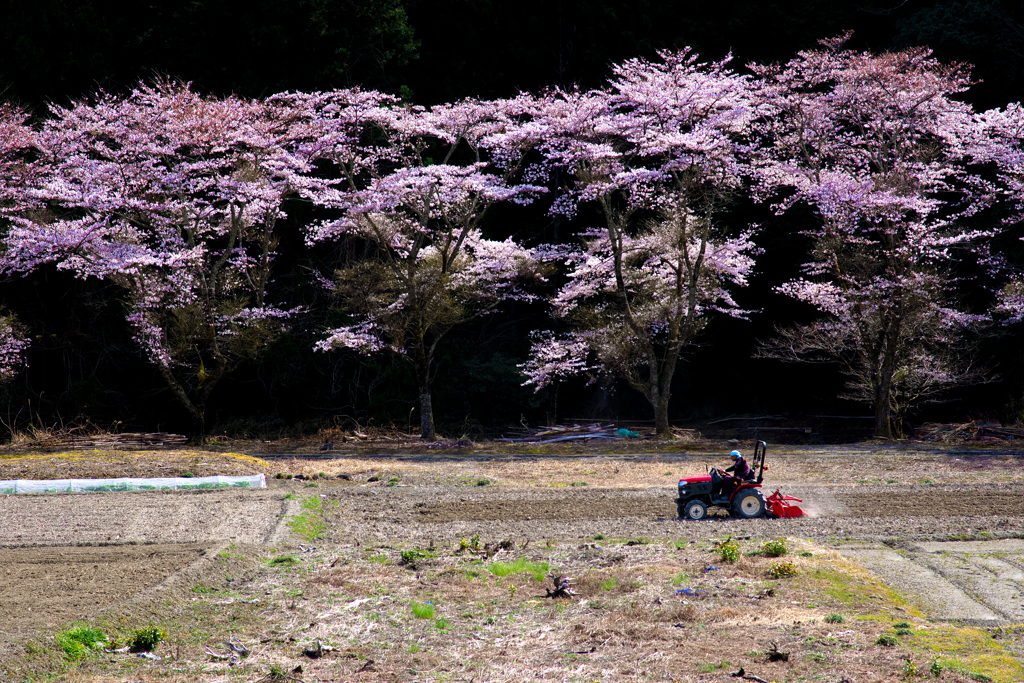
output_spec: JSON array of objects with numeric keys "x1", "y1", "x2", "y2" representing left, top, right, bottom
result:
[
  {"x1": 128, "y1": 625, "x2": 167, "y2": 653},
  {"x1": 825, "y1": 613, "x2": 846, "y2": 624},
  {"x1": 399, "y1": 547, "x2": 435, "y2": 569},
  {"x1": 876, "y1": 634, "x2": 899, "y2": 647},
  {"x1": 411, "y1": 601, "x2": 435, "y2": 619},
  {"x1": 269, "y1": 555, "x2": 299, "y2": 567},
  {"x1": 767, "y1": 560, "x2": 798, "y2": 578},
  {"x1": 762, "y1": 538, "x2": 788, "y2": 557},
  {"x1": 56, "y1": 626, "x2": 107, "y2": 661},
  {"x1": 716, "y1": 538, "x2": 740, "y2": 563}
]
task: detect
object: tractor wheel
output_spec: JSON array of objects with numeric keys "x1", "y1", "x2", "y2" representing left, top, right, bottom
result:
[
  {"x1": 732, "y1": 491, "x2": 766, "y2": 519},
  {"x1": 682, "y1": 499, "x2": 708, "y2": 521}
]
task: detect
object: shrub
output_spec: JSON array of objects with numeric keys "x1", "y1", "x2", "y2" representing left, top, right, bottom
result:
[
  {"x1": 903, "y1": 656, "x2": 919, "y2": 679},
  {"x1": 767, "y1": 561, "x2": 798, "y2": 578},
  {"x1": 128, "y1": 626, "x2": 167, "y2": 653},
  {"x1": 762, "y1": 538, "x2": 788, "y2": 558},
  {"x1": 716, "y1": 538, "x2": 740, "y2": 563},
  {"x1": 825, "y1": 613, "x2": 845, "y2": 624},
  {"x1": 876, "y1": 634, "x2": 898, "y2": 647}
]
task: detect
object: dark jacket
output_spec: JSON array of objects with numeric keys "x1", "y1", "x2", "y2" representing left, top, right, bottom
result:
[{"x1": 725, "y1": 456, "x2": 752, "y2": 481}]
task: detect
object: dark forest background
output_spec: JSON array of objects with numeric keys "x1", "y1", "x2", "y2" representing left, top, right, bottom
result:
[{"x1": 3, "y1": 0, "x2": 1024, "y2": 441}]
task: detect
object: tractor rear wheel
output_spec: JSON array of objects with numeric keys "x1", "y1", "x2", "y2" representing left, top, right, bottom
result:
[
  {"x1": 733, "y1": 491, "x2": 766, "y2": 519},
  {"x1": 682, "y1": 499, "x2": 708, "y2": 520}
]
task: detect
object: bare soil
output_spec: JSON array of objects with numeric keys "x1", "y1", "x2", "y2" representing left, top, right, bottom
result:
[{"x1": 1, "y1": 442, "x2": 1024, "y2": 681}]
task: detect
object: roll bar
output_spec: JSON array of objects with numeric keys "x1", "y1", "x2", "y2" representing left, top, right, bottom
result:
[{"x1": 752, "y1": 440, "x2": 767, "y2": 484}]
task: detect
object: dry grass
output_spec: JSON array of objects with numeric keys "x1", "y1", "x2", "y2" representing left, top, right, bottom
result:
[
  {"x1": 0, "y1": 449, "x2": 273, "y2": 480},
  {"x1": 3, "y1": 441, "x2": 1024, "y2": 682},
  {"x1": 6, "y1": 533, "x2": 1020, "y2": 682}
]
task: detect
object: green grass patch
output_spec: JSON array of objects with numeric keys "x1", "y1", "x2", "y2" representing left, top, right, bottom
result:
[
  {"x1": 696, "y1": 660, "x2": 730, "y2": 673},
  {"x1": 56, "y1": 625, "x2": 108, "y2": 661},
  {"x1": 810, "y1": 567, "x2": 906, "y2": 610},
  {"x1": 399, "y1": 547, "x2": 437, "y2": 568},
  {"x1": 411, "y1": 602, "x2": 435, "y2": 619},
  {"x1": 670, "y1": 572, "x2": 689, "y2": 586},
  {"x1": 486, "y1": 557, "x2": 549, "y2": 581},
  {"x1": 909, "y1": 624, "x2": 1024, "y2": 683},
  {"x1": 287, "y1": 495, "x2": 338, "y2": 542}
]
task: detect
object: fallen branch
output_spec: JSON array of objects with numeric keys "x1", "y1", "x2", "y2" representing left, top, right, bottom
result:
[
  {"x1": 545, "y1": 574, "x2": 577, "y2": 599},
  {"x1": 729, "y1": 668, "x2": 769, "y2": 683}
]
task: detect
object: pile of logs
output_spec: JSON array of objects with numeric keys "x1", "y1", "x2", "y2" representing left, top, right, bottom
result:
[
  {"x1": 498, "y1": 423, "x2": 629, "y2": 443},
  {"x1": 58, "y1": 432, "x2": 189, "y2": 449},
  {"x1": 915, "y1": 422, "x2": 1024, "y2": 444}
]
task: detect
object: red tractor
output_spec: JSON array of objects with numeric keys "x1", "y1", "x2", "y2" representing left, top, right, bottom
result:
[{"x1": 676, "y1": 440, "x2": 804, "y2": 520}]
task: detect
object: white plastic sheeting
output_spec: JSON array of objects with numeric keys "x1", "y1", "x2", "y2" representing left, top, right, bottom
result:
[{"x1": 0, "y1": 474, "x2": 266, "y2": 494}]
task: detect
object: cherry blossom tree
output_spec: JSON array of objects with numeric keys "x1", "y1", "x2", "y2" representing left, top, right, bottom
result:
[
  {"x1": 0, "y1": 104, "x2": 38, "y2": 387},
  {"x1": 751, "y1": 36, "x2": 998, "y2": 438},
  {"x1": 0, "y1": 310, "x2": 27, "y2": 385},
  {"x1": 522, "y1": 50, "x2": 759, "y2": 435},
  {"x1": 295, "y1": 91, "x2": 547, "y2": 440},
  {"x1": 1, "y1": 83, "x2": 307, "y2": 438},
  {"x1": 979, "y1": 102, "x2": 1024, "y2": 326}
]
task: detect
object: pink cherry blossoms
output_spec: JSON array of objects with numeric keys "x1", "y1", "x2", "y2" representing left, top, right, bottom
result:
[
  {"x1": 0, "y1": 311, "x2": 27, "y2": 384},
  {"x1": 3, "y1": 38, "x2": 1024, "y2": 439},
  {"x1": 523, "y1": 50, "x2": 759, "y2": 434},
  {"x1": 301, "y1": 92, "x2": 548, "y2": 440},
  {"x1": 751, "y1": 37, "x2": 1001, "y2": 437},
  {"x1": 1, "y1": 82, "x2": 309, "y2": 434}
]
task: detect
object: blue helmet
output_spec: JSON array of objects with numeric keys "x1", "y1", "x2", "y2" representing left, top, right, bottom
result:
[{"x1": 730, "y1": 450, "x2": 741, "y2": 458}]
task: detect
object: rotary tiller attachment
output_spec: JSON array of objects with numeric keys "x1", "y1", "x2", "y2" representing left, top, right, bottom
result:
[{"x1": 766, "y1": 489, "x2": 805, "y2": 518}]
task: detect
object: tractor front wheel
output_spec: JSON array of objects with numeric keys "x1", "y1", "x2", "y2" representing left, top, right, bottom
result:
[
  {"x1": 733, "y1": 491, "x2": 766, "y2": 519},
  {"x1": 681, "y1": 499, "x2": 708, "y2": 520}
]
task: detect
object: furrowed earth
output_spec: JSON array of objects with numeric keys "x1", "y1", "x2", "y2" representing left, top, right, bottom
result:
[{"x1": 1, "y1": 440, "x2": 1023, "y2": 682}]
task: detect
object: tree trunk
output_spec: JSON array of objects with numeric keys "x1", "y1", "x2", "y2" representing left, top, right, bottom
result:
[
  {"x1": 418, "y1": 385, "x2": 435, "y2": 441},
  {"x1": 872, "y1": 371, "x2": 894, "y2": 439},
  {"x1": 644, "y1": 378, "x2": 673, "y2": 438},
  {"x1": 155, "y1": 359, "x2": 208, "y2": 443},
  {"x1": 412, "y1": 340, "x2": 436, "y2": 441},
  {"x1": 188, "y1": 406, "x2": 207, "y2": 445},
  {"x1": 873, "y1": 400, "x2": 892, "y2": 439},
  {"x1": 653, "y1": 396, "x2": 671, "y2": 437}
]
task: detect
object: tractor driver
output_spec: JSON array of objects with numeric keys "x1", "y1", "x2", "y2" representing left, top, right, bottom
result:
[{"x1": 711, "y1": 450, "x2": 752, "y2": 499}]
